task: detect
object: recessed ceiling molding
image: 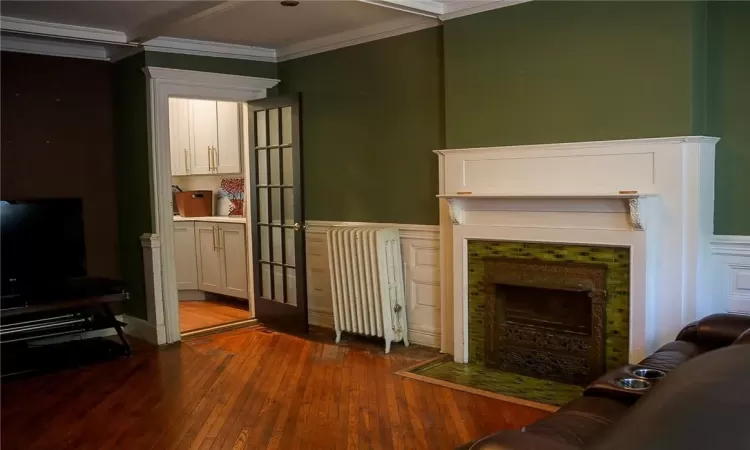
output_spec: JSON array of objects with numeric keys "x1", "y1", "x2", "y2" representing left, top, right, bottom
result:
[
  {"x1": 277, "y1": 16, "x2": 439, "y2": 62},
  {"x1": 440, "y1": 0, "x2": 532, "y2": 21},
  {"x1": 0, "y1": 16, "x2": 127, "y2": 44},
  {"x1": 142, "y1": 37, "x2": 277, "y2": 63},
  {"x1": 0, "y1": 34, "x2": 109, "y2": 61},
  {"x1": 143, "y1": 66, "x2": 280, "y2": 91},
  {"x1": 358, "y1": 0, "x2": 444, "y2": 17},
  {"x1": 126, "y1": 1, "x2": 244, "y2": 43}
]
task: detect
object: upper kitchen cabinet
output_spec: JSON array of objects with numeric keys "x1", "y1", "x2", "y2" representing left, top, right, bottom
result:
[
  {"x1": 215, "y1": 101, "x2": 242, "y2": 174},
  {"x1": 169, "y1": 98, "x2": 191, "y2": 176},
  {"x1": 169, "y1": 98, "x2": 242, "y2": 176},
  {"x1": 189, "y1": 99, "x2": 218, "y2": 175}
]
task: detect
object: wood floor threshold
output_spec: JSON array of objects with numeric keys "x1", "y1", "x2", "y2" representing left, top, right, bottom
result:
[
  {"x1": 180, "y1": 318, "x2": 259, "y2": 339},
  {"x1": 396, "y1": 358, "x2": 560, "y2": 413}
]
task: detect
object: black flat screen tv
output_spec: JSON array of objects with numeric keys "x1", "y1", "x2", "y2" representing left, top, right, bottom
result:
[{"x1": 1, "y1": 198, "x2": 87, "y2": 297}]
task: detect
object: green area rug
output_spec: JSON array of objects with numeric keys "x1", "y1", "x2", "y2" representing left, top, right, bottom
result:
[{"x1": 405, "y1": 358, "x2": 583, "y2": 408}]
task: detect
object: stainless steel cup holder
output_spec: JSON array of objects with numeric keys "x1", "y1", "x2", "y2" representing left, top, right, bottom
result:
[
  {"x1": 615, "y1": 377, "x2": 651, "y2": 391},
  {"x1": 631, "y1": 367, "x2": 666, "y2": 380}
]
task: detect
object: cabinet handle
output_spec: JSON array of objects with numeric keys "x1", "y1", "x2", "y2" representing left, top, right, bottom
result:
[
  {"x1": 207, "y1": 146, "x2": 213, "y2": 171},
  {"x1": 217, "y1": 226, "x2": 223, "y2": 250},
  {"x1": 184, "y1": 149, "x2": 189, "y2": 174},
  {"x1": 212, "y1": 226, "x2": 217, "y2": 250},
  {"x1": 212, "y1": 146, "x2": 218, "y2": 172}
]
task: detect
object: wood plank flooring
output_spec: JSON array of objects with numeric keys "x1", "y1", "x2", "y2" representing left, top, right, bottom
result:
[
  {"x1": 179, "y1": 300, "x2": 249, "y2": 333},
  {"x1": 1, "y1": 327, "x2": 549, "y2": 450}
]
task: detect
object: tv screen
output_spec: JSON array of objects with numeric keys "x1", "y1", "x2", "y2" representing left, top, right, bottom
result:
[{"x1": 1, "y1": 198, "x2": 87, "y2": 293}]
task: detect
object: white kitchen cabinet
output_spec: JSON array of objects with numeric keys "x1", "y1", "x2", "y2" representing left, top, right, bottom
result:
[
  {"x1": 194, "y1": 221, "x2": 248, "y2": 299},
  {"x1": 215, "y1": 101, "x2": 242, "y2": 174},
  {"x1": 195, "y1": 222, "x2": 223, "y2": 293},
  {"x1": 169, "y1": 98, "x2": 191, "y2": 176},
  {"x1": 189, "y1": 99, "x2": 218, "y2": 175},
  {"x1": 168, "y1": 99, "x2": 242, "y2": 176},
  {"x1": 173, "y1": 221, "x2": 198, "y2": 290},
  {"x1": 218, "y1": 223, "x2": 248, "y2": 298}
]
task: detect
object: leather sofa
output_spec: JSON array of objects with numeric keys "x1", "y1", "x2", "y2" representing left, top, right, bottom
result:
[{"x1": 457, "y1": 313, "x2": 750, "y2": 450}]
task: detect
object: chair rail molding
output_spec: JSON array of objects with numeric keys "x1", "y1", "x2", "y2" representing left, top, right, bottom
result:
[
  {"x1": 144, "y1": 67, "x2": 279, "y2": 345},
  {"x1": 711, "y1": 235, "x2": 750, "y2": 315},
  {"x1": 305, "y1": 220, "x2": 441, "y2": 348}
]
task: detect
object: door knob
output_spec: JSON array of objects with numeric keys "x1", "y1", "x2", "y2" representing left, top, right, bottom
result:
[{"x1": 293, "y1": 222, "x2": 301, "y2": 232}]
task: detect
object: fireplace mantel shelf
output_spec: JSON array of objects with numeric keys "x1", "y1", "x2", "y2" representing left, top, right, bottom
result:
[{"x1": 438, "y1": 193, "x2": 658, "y2": 230}]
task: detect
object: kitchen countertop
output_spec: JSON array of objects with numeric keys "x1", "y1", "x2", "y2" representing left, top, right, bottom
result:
[{"x1": 174, "y1": 215, "x2": 246, "y2": 224}]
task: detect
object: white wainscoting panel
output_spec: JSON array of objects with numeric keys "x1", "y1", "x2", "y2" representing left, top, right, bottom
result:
[
  {"x1": 711, "y1": 235, "x2": 750, "y2": 315},
  {"x1": 305, "y1": 221, "x2": 441, "y2": 347}
]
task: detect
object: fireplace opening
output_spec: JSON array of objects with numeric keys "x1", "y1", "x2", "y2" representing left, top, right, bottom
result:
[
  {"x1": 484, "y1": 258, "x2": 607, "y2": 386},
  {"x1": 498, "y1": 285, "x2": 593, "y2": 335}
]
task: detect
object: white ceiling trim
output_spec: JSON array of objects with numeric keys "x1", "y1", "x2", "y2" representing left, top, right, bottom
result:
[
  {"x1": 142, "y1": 37, "x2": 277, "y2": 63},
  {"x1": 0, "y1": 34, "x2": 109, "y2": 61},
  {"x1": 0, "y1": 16, "x2": 127, "y2": 44},
  {"x1": 358, "y1": 0, "x2": 443, "y2": 17},
  {"x1": 276, "y1": 16, "x2": 439, "y2": 62},
  {"x1": 440, "y1": 0, "x2": 531, "y2": 21}
]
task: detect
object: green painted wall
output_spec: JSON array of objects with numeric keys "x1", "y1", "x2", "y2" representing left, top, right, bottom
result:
[
  {"x1": 112, "y1": 51, "x2": 278, "y2": 319},
  {"x1": 144, "y1": 52, "x2": 278, "y2": 79},
  {"x1": 707, "y1": 2, "x2": 750, "y2": 235},
  {"x1": 443, "y1": 1, "x2": 701, "y2": 148},
  {"x1": 278, "y1": 27, "x2": 444, "y2": 225},
  {"x1": 442, "y1": 1, "x2": 749, "y2": 235},
  {"x1": 113, "y1": 52, "x2": 150, "y2": 318}
]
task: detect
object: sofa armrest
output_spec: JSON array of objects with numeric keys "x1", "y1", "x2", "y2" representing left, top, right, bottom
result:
[
  {"x1": 675, "y1": 313, "x2": 750, "y2": 350},
  {"x1": 457, "y1": 430, "x2": 578, "y2": 450}
]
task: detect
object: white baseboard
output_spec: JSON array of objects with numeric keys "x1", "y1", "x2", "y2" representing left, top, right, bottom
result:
[
  {"x1": 122, "y1": 314, "x2": 161, "y2": 345},
  {"x1": 308, "y1": 308, "x2": 335, "y2": 329},
  {"x1": 408, "y1": 328, "x2": 441, "y2": 348},
  {"x1": 305, "y1": 220, "x2": 441, "y2": 348},
  {"x1": 178, "y1": 290, "x2": 206, "y2": 301},
  {"x1": 711, "y1": 235, "x2": 750, "y2": 314}
]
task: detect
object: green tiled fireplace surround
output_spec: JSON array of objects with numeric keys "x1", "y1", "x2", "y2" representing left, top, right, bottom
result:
[{"x1": 468, "y1": 240, "x2": 631, "y2": 372}]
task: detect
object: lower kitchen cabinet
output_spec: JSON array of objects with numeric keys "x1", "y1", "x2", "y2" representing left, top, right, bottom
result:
[
  {"x1": 174, "y1": 221, "x2": 199, "y2": 290},
  {"x1": 218, "y1": 224, "x2": 249, "y2": 299},
  {"x1": 193, "y1": 221, "x2": 248, "y2": 299}
]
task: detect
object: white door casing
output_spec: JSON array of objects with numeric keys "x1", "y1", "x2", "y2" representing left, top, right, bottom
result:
[{"x1": 144, "y1": 66, "x2": 279, "y2": 344}]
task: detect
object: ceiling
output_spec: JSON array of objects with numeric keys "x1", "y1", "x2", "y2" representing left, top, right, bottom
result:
[
  {"x1": 0, "y1": 0, "x2": 516, "y2": 62},
  {"x1": 167, "y1": 1, "x2": 414, "y2": 48}
]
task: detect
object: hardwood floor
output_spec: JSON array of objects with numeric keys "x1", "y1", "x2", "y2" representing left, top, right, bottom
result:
[
  {"x1": 1, "y1": 327, "x2": 549, "y2": 450},
  {"x1": 179, "y1": 300, "x2": 249, "y2": 333}
]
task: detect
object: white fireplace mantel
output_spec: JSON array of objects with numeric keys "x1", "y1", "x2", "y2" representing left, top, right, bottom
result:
[
  {"x1": 434, "y1": 136, "x2": 719, "y2": 364},
  {"x1": 438, "y1": 193, "x2": 657, "y2": 231}
]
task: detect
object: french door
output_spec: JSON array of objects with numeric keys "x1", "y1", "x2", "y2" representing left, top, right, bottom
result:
[{"x1": 248, "y1": 95, "x2": 308, "y2": 334}]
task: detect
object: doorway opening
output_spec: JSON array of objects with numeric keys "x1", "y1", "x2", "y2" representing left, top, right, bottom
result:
[{"x1": 168, "y1": 97, "x2": 254, "y2": 335}]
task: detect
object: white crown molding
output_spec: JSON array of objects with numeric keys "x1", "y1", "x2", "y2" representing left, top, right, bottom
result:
[
  {"x1": 0, "y1": 16, "x2": 127, "y2": 43},
  {"x1": 277, "y1": 16, "x2": 440, "y2": 62},
  {"x1": 143, "y1": 66, "x2": 279, "y2": 90},
  {"x1": 142, "y1": 37, "x2": 277, "y2": 63},
  {"x1": 440, "y1": 0, "x2": 532, "y2": 21},
  {"x1": 0, "y1": 35, "x2": 109, "y2": 61}
]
